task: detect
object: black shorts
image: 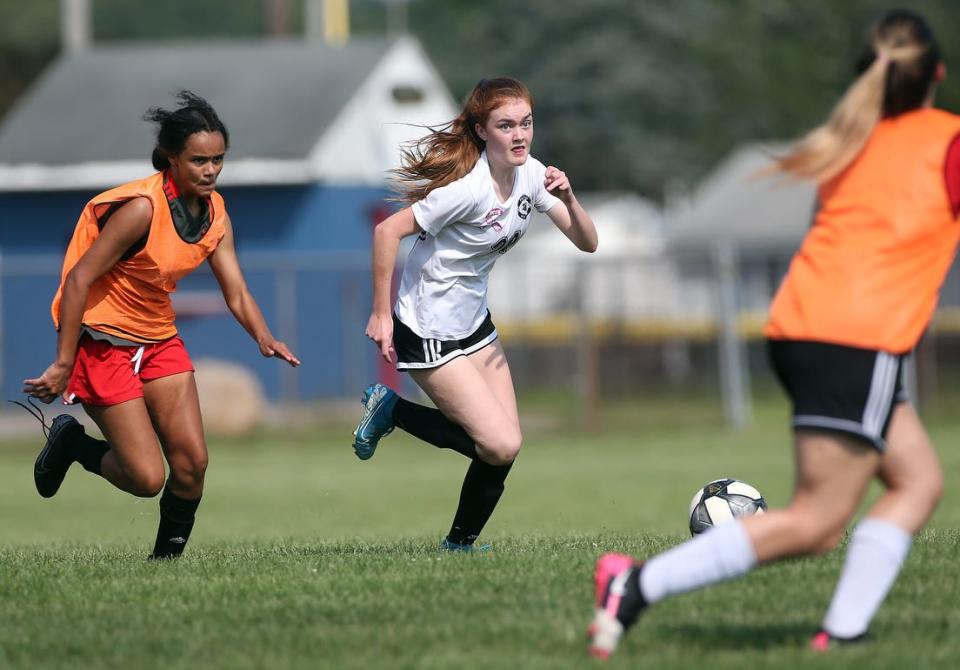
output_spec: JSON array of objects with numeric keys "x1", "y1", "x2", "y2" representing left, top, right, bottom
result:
[
  {"x1": 393, "y1": 312, "x2": 499, "y2": 371},
  {"x1": 767, "y1": 339, "x2": 909, "y2": 452}
]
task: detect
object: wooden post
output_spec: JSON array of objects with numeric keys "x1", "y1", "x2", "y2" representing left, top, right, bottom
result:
[
  {"x1": 714, "y1": 242, "x2": 751, "y2": 429},
  {"x1": 275, "y1": 267, "x2": 299, "y2": 402},
  {"x1": 576, "y1": 260, "x2": 599, "y2": 432}
]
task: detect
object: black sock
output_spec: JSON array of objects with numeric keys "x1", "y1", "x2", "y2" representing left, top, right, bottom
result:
[
  {"x1": 446, "y1": 459, "x2": 514, "y2": 545},
  {"x1": 69, "y1": 430, "x2": 109, "y2": 475},
  {"x1": 150, "y1": 485, "x2": 202, "y2": 559},
  {"x1": 617, "y1": 566, "x2": 648, "y2": 627},
  {"x1": 393, "y1": 397, "x2": 477, "y2": 459}
]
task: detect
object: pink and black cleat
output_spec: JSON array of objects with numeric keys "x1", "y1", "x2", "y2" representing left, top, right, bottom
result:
[
  {"x1": 587, "y1": 553, "x2": 646, "y2": 659},
  {"x1": 810, "y1": 629, "x2": 868, "y2": 652},
  {"x1": 592, "y1": 553, "x2": 634, "y2": 608}
]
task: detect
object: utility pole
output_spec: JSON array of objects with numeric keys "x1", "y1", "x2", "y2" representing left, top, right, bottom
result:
[
  {"x1": 265, "y1": 0, "x2": 289, "y2": 37},
  {"x1": 305, "y1": 0, "x2": 350, "y2": 45},
  {"x1": 60, "y1": 0, "x2": 92, "y2": 53},
  {"x1": 385, "y1": 0, "x2": 410, "y2": 36}
]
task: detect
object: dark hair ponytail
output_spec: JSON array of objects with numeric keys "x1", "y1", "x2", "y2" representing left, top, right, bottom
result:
[{"x1": 144, "y1": 90, "x2": 229, "y2": 170}]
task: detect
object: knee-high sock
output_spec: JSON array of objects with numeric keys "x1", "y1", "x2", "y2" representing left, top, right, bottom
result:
[
  {"x1": 446, "y1": 459, "x2": 513, "y2": 545},
  {"x1": 822, "y1": 518, "x2": 912, "y2": 638},
  {"x1": 393, "y1": 398, "x2": 477, "y2": 459},
  {"x1": 150, "y1": 485, "x2": 202, "y2": 559},
  {"x1": 70, "y1": 431, "x2": 109, "y2": 476},
  {"x1": 639, "y1": 521, "x2": 757, "y2": 604}
]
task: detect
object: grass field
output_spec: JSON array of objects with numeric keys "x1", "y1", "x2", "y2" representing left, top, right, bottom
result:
[{"x1": 1, "y1": 392, "x2": 958, "y2": 669}]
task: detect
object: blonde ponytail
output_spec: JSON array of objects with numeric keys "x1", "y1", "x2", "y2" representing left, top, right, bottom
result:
[{"x1": 773, "y1": 44, "x2": 923, "y2": 182}]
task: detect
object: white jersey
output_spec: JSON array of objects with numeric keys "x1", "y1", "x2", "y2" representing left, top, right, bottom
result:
[{"x1": 396, "y1": 151, "x2": 562, "y2": 339}]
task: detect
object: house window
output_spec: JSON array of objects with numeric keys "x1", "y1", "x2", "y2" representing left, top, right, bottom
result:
[{"x1": 391, "y1": 85, "x2": 425, "y2": 104}]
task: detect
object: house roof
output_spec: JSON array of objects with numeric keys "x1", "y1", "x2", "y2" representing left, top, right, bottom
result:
[
  {"x1": 0, "y1": 37, "x2": 456, "y2": 189},
  {"x1": 0, "y1": 39, "x2": 390, "y2": 164},
  {"x1": 667, "y1": 143, "x2": 817, "y2": 253}
]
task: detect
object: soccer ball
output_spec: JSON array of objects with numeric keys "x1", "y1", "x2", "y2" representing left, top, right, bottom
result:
[{"x1": 688, "y1": 478, "x2": 767, "y2": 535}]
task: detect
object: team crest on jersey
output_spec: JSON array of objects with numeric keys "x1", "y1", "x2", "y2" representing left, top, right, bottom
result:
[
  {"x1": 484, "y1": 207, "x2": 504, "y2": 232},
  {"x1": 517, "y1": 195, "x2": 532, "y2": 220}
]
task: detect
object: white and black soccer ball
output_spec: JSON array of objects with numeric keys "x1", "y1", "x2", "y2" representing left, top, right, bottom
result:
[{"x1": 688, "y1": 478, "x2": 767, "y2": 535}]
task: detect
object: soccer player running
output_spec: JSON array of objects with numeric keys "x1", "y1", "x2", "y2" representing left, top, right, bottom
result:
[
  {"x1": 24, "y1": 91, "x2": 299, "y2": 559},
  {"x1": 589, "y1": 9, "x2": 954, "y2": 656},
  {"x1": 353, "y1": 77, "x2": 597, "y2": 551}
]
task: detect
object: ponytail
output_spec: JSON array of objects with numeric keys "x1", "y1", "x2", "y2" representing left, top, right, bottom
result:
[
  {"x1": 151, "y1": 147, "x2": 168, "y2": 171},
  {"x1": 144, "y1": 90, "x2": 229, "y2": 171},
  {"x1": 391, "y1": 77, "x2": 532, "y2": 204},
  {"x1": 391, "y1": 114, "x2": 484, "y2": 204},
  {"x1": 772, "y1": 9, "x2": 939, "y2": 183}
]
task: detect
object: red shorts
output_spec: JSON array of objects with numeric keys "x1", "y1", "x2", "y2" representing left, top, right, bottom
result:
[{"x1": 65, "y1": 335, "x2": 195, "y2": 406}]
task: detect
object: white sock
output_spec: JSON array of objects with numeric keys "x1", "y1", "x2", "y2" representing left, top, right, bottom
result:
[
  {"x1": 639, "y1": 521, "x2": 757, "y2": 604},
  {"x1": 822, "y1": 517, "x2": 912, "y2": 639}
]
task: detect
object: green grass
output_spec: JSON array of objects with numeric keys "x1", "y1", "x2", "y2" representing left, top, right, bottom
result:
[{"x1": 1, "y1": 394, "x2": 959, "y2": 669}]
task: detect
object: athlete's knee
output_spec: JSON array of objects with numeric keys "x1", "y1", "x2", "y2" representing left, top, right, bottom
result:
[
  {"x1": 810, "y1": 527, "x2": 845, "y2": 555},
  {"x1": 480, "y1": 429, "x2": 522, "y2": 466},
  {"x1": 782, "y1": 507, "x2": 845, "y2": 556},
  {"x1": 908, "y1": 469, "x2": 944, "y2": 517},
  {"x1": 800, "y1": 519, "x2": 846, "y2": 555},
  {"x1": 126, "y1": 465, "x2": 165, "y2": 498},
  {"x1": 928, "y1": 471, "x2": 944, "y2": 510},
  {"x1": 891, "y1": 464, "x2": 943, "y2": 516},
  {"x1": 916, "y1": 459, "x2": 944, "y2": 507},
  {"x1": 168, "y1": 445, "x2": 208, "y2": 487}
]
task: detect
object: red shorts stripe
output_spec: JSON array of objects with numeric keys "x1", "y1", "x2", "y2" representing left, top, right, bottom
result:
[{"x1": 65, "y1": 335, "x2": 194, "y2": 406}]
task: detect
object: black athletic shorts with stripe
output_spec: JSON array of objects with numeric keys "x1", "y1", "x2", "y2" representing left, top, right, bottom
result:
[
  {"x1": 393, "y1": 311, "x2": 499, "y2": 371},
  {"x1": 768, "y1": 339, "x2": 909, "y2": 452}
]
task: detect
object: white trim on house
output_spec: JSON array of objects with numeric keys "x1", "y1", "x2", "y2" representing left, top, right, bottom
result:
[
  {"x1": 0, "y1": 159, "x2": 318, "y2": 191},
  {"x1": 308, "y1": 37, "x2": 458, "y2": 186},
  {"x1": 0, "y1": 37, "x2": 457, "y2": 191}
]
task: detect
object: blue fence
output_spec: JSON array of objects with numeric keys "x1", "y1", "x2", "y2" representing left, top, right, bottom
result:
[{"x1": 0, "y1": 250, "x2": 380, "y2": 403}]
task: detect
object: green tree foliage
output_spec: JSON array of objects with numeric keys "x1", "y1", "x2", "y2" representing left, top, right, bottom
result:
[
  {"x1": 403, "y1": 0, "x2": 960, "y2": 197},
  {"x1": 2, "y1": 0, "x2": 959, "y2": 198}
]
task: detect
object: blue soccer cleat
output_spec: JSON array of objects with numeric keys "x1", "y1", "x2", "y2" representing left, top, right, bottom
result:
[
  {"x1": 352, "y1": 383, "x2": 398, "y2": 460},
  {"x1": 440, "y1": 537, "x2": 492, "y2": 553}
]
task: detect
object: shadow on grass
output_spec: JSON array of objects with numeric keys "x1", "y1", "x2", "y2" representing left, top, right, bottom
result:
[{"x1": 654, "y1": 621, "x2": 813, "y2": 650}]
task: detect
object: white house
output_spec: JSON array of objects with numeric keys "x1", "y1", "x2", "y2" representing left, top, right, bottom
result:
[{"x1": 0, "y1": 36, "x2": 458, "y2": 190}]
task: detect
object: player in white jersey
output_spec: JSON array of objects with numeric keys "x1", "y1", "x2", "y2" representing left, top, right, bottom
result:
[{"x1": 352, "y1": 78, "x2": 598, "y2": 550}]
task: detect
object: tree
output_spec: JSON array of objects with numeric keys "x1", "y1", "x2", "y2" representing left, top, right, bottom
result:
[{"x1": 3, "y1": 0, "x2": 959, "y2": 198}]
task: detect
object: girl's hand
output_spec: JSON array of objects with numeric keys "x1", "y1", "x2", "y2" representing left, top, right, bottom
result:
[
  {"x1": 23, "y1": 362, "x2": 73, "y2": 404},
  {"x1": 259, "y1": 338, "x2": 300, "y2": 367},
  {"x1": 545, "y1": 166, "x2": 574, "y2": 203},
  {"x1": 365, "y1": 312, "x2": 395, "y2": 363}
]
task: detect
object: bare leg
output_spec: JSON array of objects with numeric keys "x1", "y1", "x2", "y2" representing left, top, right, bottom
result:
[
  {"x1": 409, "y1": 340, "x2": 521, "y2": 466},
  {"x1": 410, "y1": 341, "x2": 521, "y2": 545},
  {"x1": 141, "y1": 372, "x2": 208, "y2": 558},
  {"x1": 868, "y1": 403, "x2": 943, "y2": 532},
  {"x1": 819, "y1": 403, "x2": 941, "y2": 639},
  {"x1": 143, "y1": 371, "x2": 208, "y2": 499},
  {"x1": 84, "y1": 399, "x2": 166, "y2": 497},
  {"x1": 744, "y1": 430, "x2": 879, "y2": 562},
  {"x1": 636, "y1": 430, "x2": 879, "y2": 607},
  {"x1": 467, "y1": 340, "x2": 521, "y2": 436}
]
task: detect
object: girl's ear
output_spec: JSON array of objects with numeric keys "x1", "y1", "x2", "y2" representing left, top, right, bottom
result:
[{"x1": 935, "y1": 61, "x2": 947, "y2": 83}]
